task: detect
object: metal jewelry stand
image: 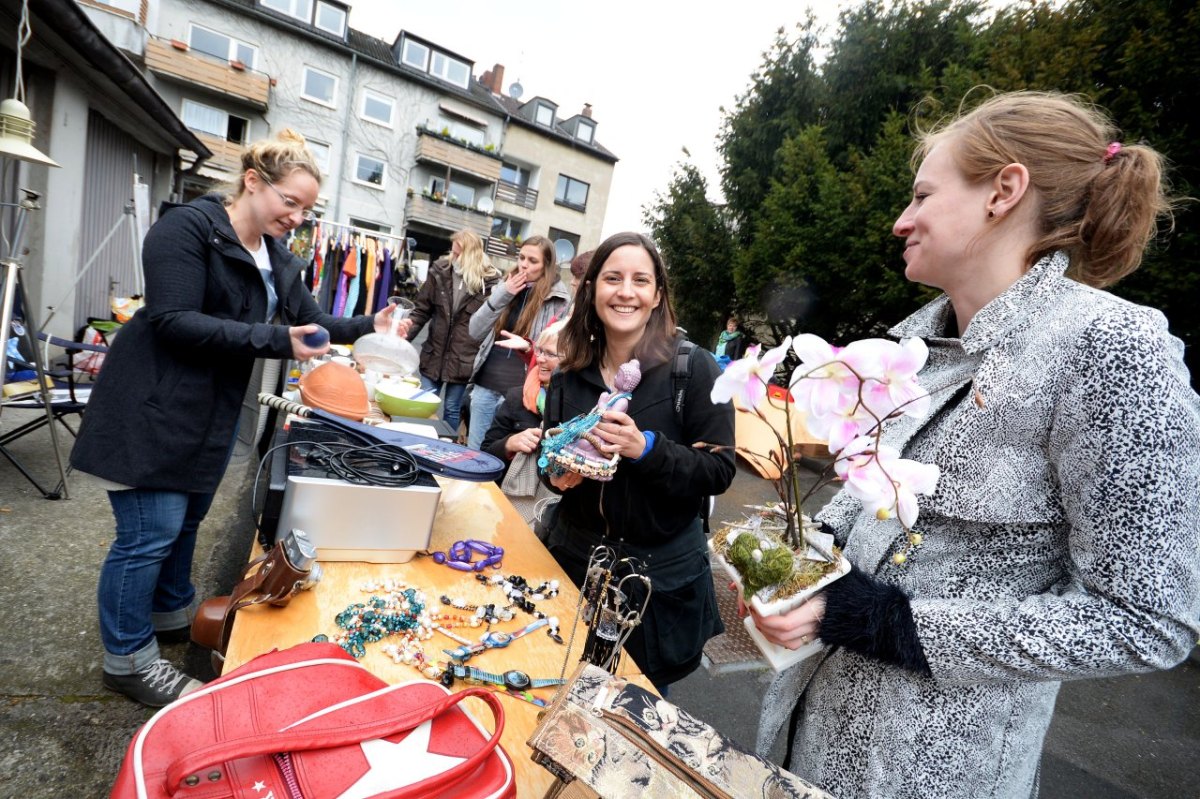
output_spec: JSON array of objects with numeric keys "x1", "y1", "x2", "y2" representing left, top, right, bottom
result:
[{"x1": 0, "y1": 188, "x2": 72, "y2": 498}]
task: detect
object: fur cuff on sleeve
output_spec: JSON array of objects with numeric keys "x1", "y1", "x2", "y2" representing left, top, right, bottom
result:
[{"x1": 820, "y1": 566, "x2": 932, "y2": 676}]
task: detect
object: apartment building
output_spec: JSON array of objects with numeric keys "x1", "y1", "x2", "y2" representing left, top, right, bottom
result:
[{"x1": 82, "y1": 0, "x2": 617, "y2": 266}]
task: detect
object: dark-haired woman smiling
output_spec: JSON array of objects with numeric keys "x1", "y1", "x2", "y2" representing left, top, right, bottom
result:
[{"x1": 541, "y1": 232, "x2": 735, "y2": 691}]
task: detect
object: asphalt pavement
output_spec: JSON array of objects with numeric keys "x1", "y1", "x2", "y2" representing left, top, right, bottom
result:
[{"x1": 0, "y1": 409, "x2": 1197, "y2": 797}]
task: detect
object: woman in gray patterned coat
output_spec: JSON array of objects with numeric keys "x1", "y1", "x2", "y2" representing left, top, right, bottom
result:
[{"x1": 752, "y1": 92, "x2": 1200, "y2": 799}]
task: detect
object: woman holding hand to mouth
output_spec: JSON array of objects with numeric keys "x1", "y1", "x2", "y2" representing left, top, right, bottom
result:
[
  {"x1": 540, "y1": 232, "x2": 736, "y2": 693},
  {"x1": 72, "y1": 129, "x2": 408, "y2": 708},
  {"x1": 466, "y1": 234, "x2": 569, "y2": 449}
]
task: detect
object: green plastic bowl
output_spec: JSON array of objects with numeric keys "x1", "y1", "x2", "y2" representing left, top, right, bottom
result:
[{"x1": 374, "y1": 381, "x2": 442, "y2": 418}]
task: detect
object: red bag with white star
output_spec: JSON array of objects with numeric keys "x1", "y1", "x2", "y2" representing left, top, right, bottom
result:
[{"x1": 110, "y1": 642, "x2": 515, "y2": 799}]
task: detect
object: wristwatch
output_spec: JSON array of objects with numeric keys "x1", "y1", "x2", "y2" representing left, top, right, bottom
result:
[
  {"x1": 444, "y1": 618, "x2": 549, "y2": 663},
  {"x1": 449, "y1": 664, "x2": 566, "y2": 691}
]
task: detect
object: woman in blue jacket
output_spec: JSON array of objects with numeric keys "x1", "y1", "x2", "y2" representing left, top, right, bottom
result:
[{"x1": 71, "y1": 130, "x2": 406, "y2": 707}]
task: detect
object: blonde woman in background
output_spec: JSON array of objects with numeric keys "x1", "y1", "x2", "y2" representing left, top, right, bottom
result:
[
  {"x1": 407, "y1": 230, "x2": 500, "y2": 433},
  {"x1": 72, "y1": 129, "x2": 408, "y2": 707}
]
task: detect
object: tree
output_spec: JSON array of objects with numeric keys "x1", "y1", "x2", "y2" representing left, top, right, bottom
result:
[
  {"x1": 643, "y1": 162, "x2": 738, "y2": 346},
  {"x1": 717, "y1": 19, "x2": 824, "y2": 242}
]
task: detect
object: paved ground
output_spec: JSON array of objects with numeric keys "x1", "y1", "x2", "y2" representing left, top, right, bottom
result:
[{"x1": 1, "y1": 409, "x2": 1197, "y2": 797}]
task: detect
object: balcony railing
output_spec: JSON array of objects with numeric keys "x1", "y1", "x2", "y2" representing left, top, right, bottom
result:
[
  {"x1": 485, "y1": 237, "x2": 519, "y2": 258},
  {"x1": 415, "y1": 131, "x2": 502, "y2": 184},
  {"x1": 193, "y1": 133, "x2": 245, "y2": 173},
  {"x1": 406, "y1": 193, "x2": 491, "y2": 238},
  {"x1": 494, "y1": 180, "x2": 538, "y2": 211},
  {"x1": 145, "y1": 37, "x2": 270, "y2": 110}
]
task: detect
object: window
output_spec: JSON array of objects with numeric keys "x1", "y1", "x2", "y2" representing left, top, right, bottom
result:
[
  {"x1": 430, "y1": 52, "x2": 470, "y2": 88},
  {"x1": 401, "y1": 39, "x2": 429, "y2": 70},
  {"x1": 355, "y1": 154, "x2": 385, "y2": 187},
  {"x1": 189, "y1": 25, "x2": 257, "y2": 68},
  {"x1": 576, "y1": 120, "x2": 595, "y2": 145},
  {"x1": 261, "y1": 0, "x2": 312, "y2": 22},
  {"x1": 500, "y1": 162, "x2": 530, "y2": 187},
  {"x1": 554, "y1": 175, "x2": 589, "y2": 211},
  {"x1": 360, "y1": 90, "x2": 395, "y2": 127},
  {"x1": 302, "y1": 66, "x2": 337, "y2": 106},
  {"x1": 182, "y1": 99, "x2": 249, "y2": 143},
  {"x1": 535, "y1": 103, "x2": 555, "y2": 127},
  {"x1": 305, "y1": 139, "x2": 331, "y2": 173},
  {"x1": 547, "y1": 227, "x2": 580, "y2": 254},
  {"x1": 429, "y1": 177, "x2": 475, "y2": 208},
  {"x1": 491, "y1": 215, "x2": 523, "y2": 239},
  {"x1": 349, "y1": 218, "x2": 392, "y2": 234},
  {"x1": 314, "y1": 1, "x2": 345, "y2": 35}
]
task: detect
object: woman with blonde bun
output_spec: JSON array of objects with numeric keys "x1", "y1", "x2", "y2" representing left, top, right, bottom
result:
[{"x1": 72, "y1": 129, "x2": 410, "y2": 708}]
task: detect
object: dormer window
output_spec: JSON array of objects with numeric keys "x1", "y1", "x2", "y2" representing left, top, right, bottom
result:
[
  {"x1": 430, "y1": 52, "x2": 470, "y2": 88},
  {"x1": 575, "y1": 120, "x2": 595, "y2": 144},
  {"x1": 314, "y1": 2, "x2": 346, "y2": 35},
  {"x1": 401, "y1": 39, "x2": 429, "y2": 70},
  {"x1": 535, "y1": 102, "x2": 555, "y2": 127},
  {"x1": 261, "y1": 0, "x2": 312, "y2": 22},
  {"x1": 397, "y1": 35, "x2": 471, "y2": 89}
]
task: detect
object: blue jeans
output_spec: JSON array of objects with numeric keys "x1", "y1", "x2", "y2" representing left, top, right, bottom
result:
[
  {"x1": 467, "y1": 385, "x2": 505, "y2": 451},
  {"x1": 419, "y1": 374, "x2": 467, "y2": 434},
  {"x1": 98, "y1": 488, "x2": 215, "y2": 674}
]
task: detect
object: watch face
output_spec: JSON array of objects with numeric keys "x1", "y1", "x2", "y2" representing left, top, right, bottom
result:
[
  {"x1": 484, "y1": 631, "x2": 512, "y2": 647},
  {"x1": 503, "y1": 670, "x2": 531, "y2": 691}
]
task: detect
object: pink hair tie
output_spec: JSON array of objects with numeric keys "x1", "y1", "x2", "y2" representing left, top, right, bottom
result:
[{"x1": 1103, "y1": 141, "x2": 1122, "y2": 164}]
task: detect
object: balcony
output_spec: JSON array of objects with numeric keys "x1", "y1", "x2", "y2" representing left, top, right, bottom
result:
[
  {"x1": 495, "y1": 180, "x2": 538, "y2": 211},
  {"x1": 406, "y1": 193, "x2": 491, "y2": 238},
  {"x1": 145, "y1": 37, "x2": 270, "y2": 110},
  {"x1": 415, "y1": 130, "x2": 502, "y2": 184},
  {"x1": 184, "y1": 133, "x2": 244, "y2": 174},
  {"x1": 485, "y1": 237, "x2": 519, "y2": 258}
]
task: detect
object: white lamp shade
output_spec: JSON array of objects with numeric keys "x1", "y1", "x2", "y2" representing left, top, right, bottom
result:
[{"x1": 0, "y1": 98, "x2": 59, "y2": 167}]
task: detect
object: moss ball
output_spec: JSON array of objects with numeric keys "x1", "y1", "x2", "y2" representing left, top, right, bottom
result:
[{"x1": 728, "y1": 533, "x2": 794, "y2": 599}]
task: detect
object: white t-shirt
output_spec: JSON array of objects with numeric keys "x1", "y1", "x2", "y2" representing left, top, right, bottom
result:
[{"x1": 249, "y1": 238, "x2": 279, "y2": 322}]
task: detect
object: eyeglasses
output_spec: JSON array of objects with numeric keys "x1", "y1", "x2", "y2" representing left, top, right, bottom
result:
[
  {"x1": 534, "y1": 346, "x2": 562, "y2": 360},
  {"x1": 257, "y1": 171, "x2": 316, "y2": 221}
]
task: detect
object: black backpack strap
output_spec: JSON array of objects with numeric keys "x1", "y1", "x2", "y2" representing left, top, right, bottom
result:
[
  {"x1": 669, "y1": 338, "x2": 712, "y2": 535},
  {"x1": 671, "y1": 339, "x2": 698, "y2": 425}
]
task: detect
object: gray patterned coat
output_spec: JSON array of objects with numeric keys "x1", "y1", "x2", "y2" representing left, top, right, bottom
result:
[{"x1": 756, "y1": 253, "x2": 1200, "y2": 799}]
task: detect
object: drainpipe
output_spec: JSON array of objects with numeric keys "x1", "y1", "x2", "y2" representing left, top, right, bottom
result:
[{"x1": 331, "y1": 51, "x2": 358, "y2": 222}]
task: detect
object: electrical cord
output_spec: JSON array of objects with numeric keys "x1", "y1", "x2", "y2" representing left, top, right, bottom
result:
[{"x1": 250, "y1": 420, "x2": 422, "y2": 547}]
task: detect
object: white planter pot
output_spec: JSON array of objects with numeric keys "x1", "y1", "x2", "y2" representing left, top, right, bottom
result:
[{"x1": 709, "y1": 537, "x2": 850, "y2": 672}]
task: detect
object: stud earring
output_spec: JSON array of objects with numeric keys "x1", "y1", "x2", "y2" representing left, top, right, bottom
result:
[{"x1": 987, "y1": 210, "x2": 995, "y2": 219}]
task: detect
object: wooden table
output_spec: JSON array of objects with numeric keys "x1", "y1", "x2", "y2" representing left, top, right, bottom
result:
[{"x1": 224, "y1": 479, "x2": 650, "y2": 796}]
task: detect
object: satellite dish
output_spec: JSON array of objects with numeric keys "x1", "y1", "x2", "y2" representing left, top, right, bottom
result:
[
  {"x1": 508, "y1": 81, "x2": 524, "y2": 100},
  {"x1": 554, "y1": 238, "x2": 575, "y2": 265},
  {"x1": 477, "y1": 196, "x2": 494, "y2": 214}
]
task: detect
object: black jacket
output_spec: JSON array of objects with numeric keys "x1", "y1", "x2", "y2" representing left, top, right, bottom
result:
[
  {"x1": 540, "y1": 339, "x2": 735, "y2": 685},
  {"x1": 481, "y1": 384, "x2": 541, "y2": 466},
  {"x1": 542, "y1": 342, "x2": 736, "y2": 545},
  {"x1": 406, "y1": 258, "x2": 497, "y2": 384},
  {"x1": 70, "y1": 194, "x2": 375, "y2": 492}
]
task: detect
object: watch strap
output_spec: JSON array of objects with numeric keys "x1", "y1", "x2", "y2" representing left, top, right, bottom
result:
[{"x1": 529, "y1": 676, "x2": 567, "y2": 689}]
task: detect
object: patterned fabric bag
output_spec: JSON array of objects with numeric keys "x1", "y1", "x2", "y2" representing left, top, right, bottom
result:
[{"x1": 528, "y1": 663, "x2": 833, "y2": 798}]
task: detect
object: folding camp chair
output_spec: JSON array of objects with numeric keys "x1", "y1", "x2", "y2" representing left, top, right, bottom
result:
[{"x1": 0, "y1": 332, "x2": 108, "y2": 499}]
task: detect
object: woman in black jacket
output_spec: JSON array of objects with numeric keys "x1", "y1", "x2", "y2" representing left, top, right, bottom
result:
[
  {"x1": 406, "y1": 229, "x2": 499, "y2": 433},
  {"x1": 71, "y1": 130, "x2": 406, "y2": 707},
  {"x1": 542, "y1": 232, "x2": 735, "y2": 690}
]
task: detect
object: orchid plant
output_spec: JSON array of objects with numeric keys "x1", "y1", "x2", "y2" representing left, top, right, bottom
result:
[{"x1": 709, "y1": 334, "x2": 940, "y2": 596}]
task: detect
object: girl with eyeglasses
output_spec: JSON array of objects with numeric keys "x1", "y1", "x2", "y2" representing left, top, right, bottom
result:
[{"x1": 72, "y1": 129, "x2": 409, "y2": 708}]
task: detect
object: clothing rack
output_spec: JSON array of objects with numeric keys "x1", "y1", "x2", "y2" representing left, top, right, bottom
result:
[{"x1": 311, "y1": 218, "x2": 408, "y2": 245}]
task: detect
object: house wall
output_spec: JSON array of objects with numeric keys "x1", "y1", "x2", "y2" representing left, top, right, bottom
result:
[{"x1": 500, "y1": 123, "x2": 613, "y2": 253}]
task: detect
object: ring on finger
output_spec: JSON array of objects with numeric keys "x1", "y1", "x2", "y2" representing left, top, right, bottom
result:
[{"x1": 800, "y1": 634, "x2": 810, "y2": 645}]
